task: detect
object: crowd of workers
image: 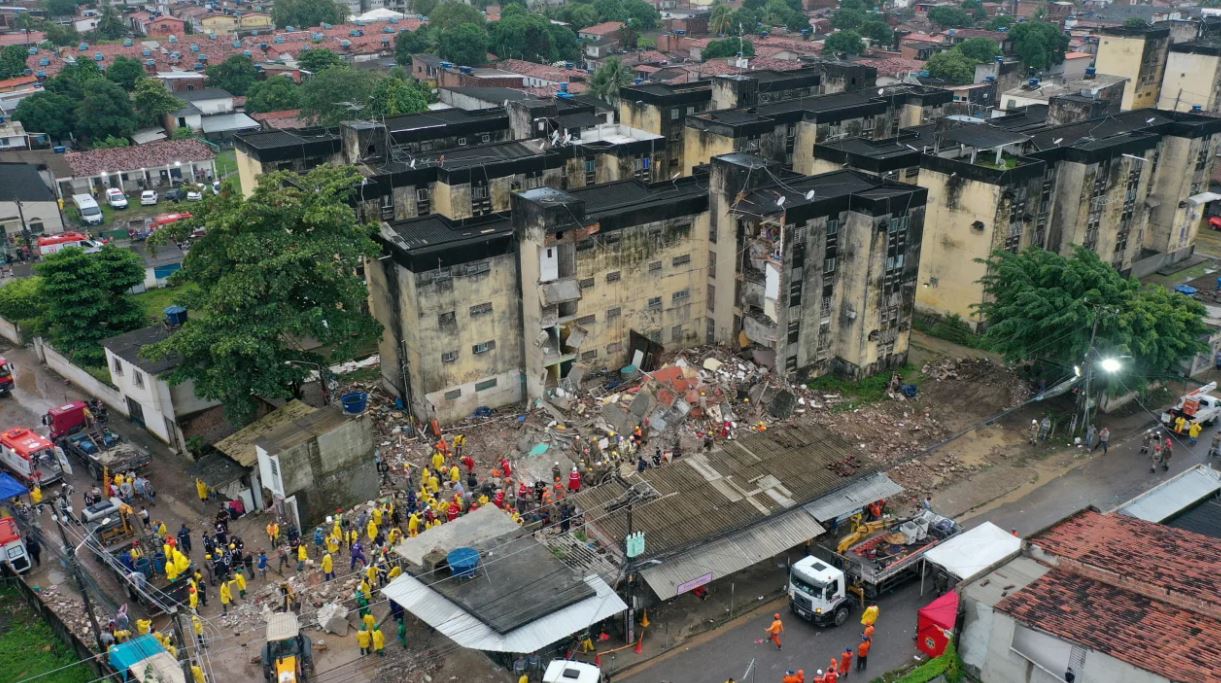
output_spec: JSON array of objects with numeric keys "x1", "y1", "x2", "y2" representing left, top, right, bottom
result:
[{"x1": 761, "y1": 605, "x2": 879, "y2": 683}]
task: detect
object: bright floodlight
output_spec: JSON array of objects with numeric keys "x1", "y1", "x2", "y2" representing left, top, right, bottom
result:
[{"x1": 1099, "y1": 357, "x2": 1123, "y2": 374}]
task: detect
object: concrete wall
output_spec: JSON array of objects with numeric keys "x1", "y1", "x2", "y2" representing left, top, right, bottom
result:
[
  {"x1": 915, "y1": 170, "x2": 1004, "y2": 327},
  {"x1": 0, "y1": 200, "x2": 65, "y2": 240},
  {"x1": 37, "y1": 339, "x2": 129, "y2": 417},
  {"x1": 267, "y1": 414, "x2": 378, "y2": 529},
  {"x1": 0, "y1": 314, "x2": 21, "y2": 345},
  {"x1": 682, "y1": 126, "x2": 736, "y2": 175},
  {"x1": 1158, "y1": 50, "x2": 1221, "y2": 112},
  {"x1": 1147, "y1": 133, "x2": 1218, "y2": 256},
  {"x1": 1049, "y1": 155, "x2": 1150, "y2": 271},
  {"x1": 1096, "y1": 33, "x2": 1168, "y2": 110},
  {"x1": 234, "y1": 146, "x2": 261, "y2": 198}
]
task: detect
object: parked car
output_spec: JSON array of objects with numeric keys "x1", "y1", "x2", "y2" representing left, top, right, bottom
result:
[
  {"x1": 105, "y1": 188, "x2": 128, "y2": 209},
  {"x1": 186, "y1": 186, "x2": 203, "y2": 201},
  {"x1": 140, "y1": 190, "x2": 158, "y2": 206},
  {"x1": 210, "y1": 180, "x2": 221, "y2": 195},
  {"x1": 163, "y1": 187, "x2": 186, "y2": 202}
]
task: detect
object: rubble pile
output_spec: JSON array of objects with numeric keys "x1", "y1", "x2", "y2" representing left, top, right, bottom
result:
[{"x1": 35, "y1": 584, "x2": 97, "y2": 644}]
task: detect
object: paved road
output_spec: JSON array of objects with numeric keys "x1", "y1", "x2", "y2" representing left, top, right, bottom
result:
[{"x1": 621, "y1": 416, "x2": 1216, "y2": 683}]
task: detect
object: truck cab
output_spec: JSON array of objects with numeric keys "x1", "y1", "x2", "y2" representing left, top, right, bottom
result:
[
  {"x1": 0, "y1": 517, "x2": 31, "y2": 575},
  {"x1": 44, "y1": 401, "x2": 90, "y2": 440},
  {"x1": 0, "y1": 358, "x2": 14, "y2": 396},
  {"x1": 1161, "y1": 382, "x2": 1221, "y2": 429},
  {"x1": 0, "y1": 427, "x2": 68, "y2": 486},
  {"x1": 542, "y1": 660, "x2": 608, "y2": 683},
  {"x1": 789, "y1": 556, "x2": 852, "y2": 627}
]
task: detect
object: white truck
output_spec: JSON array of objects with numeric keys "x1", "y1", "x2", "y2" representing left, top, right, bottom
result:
[
  {"x1": 542, "y1": 661, "x2": 607, "y2": 683},
  {"x1": 789, "y1": 509, "x2": 960, "y2": 627},
  {"x1": 1160, "y1": 382, "x2": 1221, "y2": 430}
]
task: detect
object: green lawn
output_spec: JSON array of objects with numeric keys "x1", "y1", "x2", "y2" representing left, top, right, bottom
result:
[
  {"x1": 131, "y1": 283, "x2": 200, "y2": 324},
  {"x1": 807, "y1": 363, "x2": 921, "y2": 411},
  {"x1": 0, "y1": 583, "x2": 95, "y2": 683},
  {"x1": 215, "y1": 149, "x2": 237, "y2": 179}
]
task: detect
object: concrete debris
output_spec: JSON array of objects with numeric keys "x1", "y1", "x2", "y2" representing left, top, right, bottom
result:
[{"x1": 316, "y1": 601, "x2": 349, "y2": 635}]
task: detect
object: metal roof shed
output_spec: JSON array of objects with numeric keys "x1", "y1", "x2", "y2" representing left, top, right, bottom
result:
[
  {"x1": 380, "y1": 572, "x2": 626, "y2": 653},
  {"x1": 920, "y1": 521, "x2": 1021, "y2": 593},
  {"x1": 1116, "y1": 464, "x2": 1221, "y2": 523},
  {"x1": 802, "y1": 472, "x2": 904, "y2": 523},
  {"x1": 639, "y1": 508, "x2": 825, "y2": 600}
]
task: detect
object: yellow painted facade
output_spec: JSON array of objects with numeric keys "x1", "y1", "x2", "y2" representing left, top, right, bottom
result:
[{"x1": 1157, "y1": 49, "x2": 1221, "y2": 113}]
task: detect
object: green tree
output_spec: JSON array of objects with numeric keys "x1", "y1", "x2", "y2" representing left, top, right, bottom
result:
[
  {"x1": 92, "y1": 135, "x2": 130, "y2": 149},
  {"x1": 957, "y1": 37, "x2": 1001, "y2": 63},
  {"x1": 710, "y1": 2, "x2": 733, "y2": 35},
  {"x1": 105, "y1": 56, "x2": 144, "y2": 90},
  {"x1": 437, "y1": 23, "x2": 489, "y2": 66},
  {"x1": 1009, "y1": 21, "x2": 1068, "y2": 70},
  {"x1": 299, "y1": 66, "x2": 376, "y2": 125},
  {"x1": 413, "y1": 0, "x2": 439, "y2": 16},
  {"x1": 43, "y1": 22, "x2": 79, "y2": 46},
  {"x1": 593, "y1": 0, "x2": 628, "y2": 23},
  {"x1": 244, "y1": 77, "x2": 301, "y2": 113},
  {"x1": 296, "y1": 48, "x2": 343, "y2": 73},
  {"x1": 92, "y1": 5, "x2": 126, "y2": 39},
  {"x1": 45, "y1": 59, "x2": 103, "y2": 101},
  {"x1": 928, "y1": 6, "x2": 972, "y2": 28},
  {"x1": 490, "y1": 12, "x2": 556, "y2": 61},
  {"x1": 985, "y1": 15, "x2": 1014, "y2": 31},
  {"x1": 978, "y1": 247, "x2": 1208, "y2": 391},
  {"x1": 623, "y1": 0, "x2": 660, "y2": 30},
  {"x1": 763, "y1": 0, "x2": 808, "y2": 32},
  {"x1": 831, "y1": 7, "x2": 866, "y2": 30},
  {"x1": 548, "y1": 24, "x2": 581, "y2": 61},
  {"x1": 926, "y1": 48, "x2": 977, "y2": 84},
  {"x1": 703, "y1": 37, "x2": 754, "y2": 59},
  {"x1": 0, "y1": 45, "x2": 28, "y2": 80},
  {"x1": 13, "y1": 91, "x2": 75, "y2": 139},
  {"x1": 0, "y1": 276, "x2": 44, "y2": 324},
  {"x1": 205, "y1": 55, "x2": 259, "y2": 96},
  {"x1": 859, "y1": 19, "x2": 894, "y2": 46},
  {"x1": 75, "y1": 79, "x2": 137, "y2": 141},
  {"x1": 962, "y1": 0, "x2": 988, "y2": 21},
  {"x1": 589, "y1": 56, "x2": 630, "y2": 103},
  {"x1": 824, "y1": 30, "x2": 864, "y2": 56},
  {"x1": 563, "y1": 3, "x2": 600, "y2": 29},
  {"x1": 395, "y1": 27, "x2": 435, "y2": 64},
  {"x1": 145, "y1": 166, "x2": 382, "y2": 424},
  {"x1": 429, "y1": 1, "x2": 485, "y2": 31},
  {"x1": 37, "y1": 245, "x2": 146, "y2": 367},
  {"x1": 132, "y1": 77, "x2": 185, "y2": 126},
  {"x1": 43, "y1": 0, "x2": 79, "y2": 18},
  {"x1": 172, "y1": 126, "x2": 196, "y2": 140},
  {"x1": 367, "y1": 75, "x2": 429, "y2": 118},
  {"x1": 1124, "y1": 17, "x2": 1148, "y2": 28},
  {"x1": 272, "y1": 0, "x2": 346, "y2": 29}
]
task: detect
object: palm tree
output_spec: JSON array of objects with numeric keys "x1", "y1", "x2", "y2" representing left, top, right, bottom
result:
[
  {"x1": 710, "y1": 2, "x2": 733, "y2": 36},
  {"x1": 590, "y1": 57, "x2": 631, "y2": 104}
]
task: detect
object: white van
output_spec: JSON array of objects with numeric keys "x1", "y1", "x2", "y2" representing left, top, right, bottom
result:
[{"x1": 72, "y1": 194, "x2": 104, "y2": 226}]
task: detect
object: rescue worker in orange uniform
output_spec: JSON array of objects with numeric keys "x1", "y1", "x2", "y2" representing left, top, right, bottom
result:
[{"x1": 764, "y1": 613, "x2": 784, "y2": 650}]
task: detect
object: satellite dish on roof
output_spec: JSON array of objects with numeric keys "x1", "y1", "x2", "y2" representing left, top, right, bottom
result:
[
  {"x1": 776, "y1": 195, "x2": 786, "y2": 208},
  {"x1": 805, "y1": 190, "x2": 815, "y2": 200}
]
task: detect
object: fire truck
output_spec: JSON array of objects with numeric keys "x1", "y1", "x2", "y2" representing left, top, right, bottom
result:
[
  {"x1": 0, "y1": 358, "x2": 14, "y2": 396},
  {"x1": 0, "y1": 427, "x2": 70, "y2": 486}
]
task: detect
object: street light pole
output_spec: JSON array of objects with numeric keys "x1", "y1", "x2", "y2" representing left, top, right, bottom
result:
[
  {"x1": 53, "y1": 515, "x2": 105, "y2": 653},
  {"x1": 1080, "y1": 311, "x2": 1101, "y2": 438}
]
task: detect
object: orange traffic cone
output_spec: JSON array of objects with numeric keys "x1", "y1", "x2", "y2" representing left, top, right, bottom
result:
[
  {"x1": 634, "y1": 634, "x2": 644, "y2": 655},
  {"x1": 640, "y1": 610, "x2": 650, "y2": 629}
]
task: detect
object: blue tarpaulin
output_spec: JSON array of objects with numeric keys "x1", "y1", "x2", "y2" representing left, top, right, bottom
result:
[
  {"x1": 108, "y1": 634, "x2": 165, "y2": 672},
  {"x1": 1175, "y1": 284, "x2": 1199, "y2": 296},
  {"x1": 0, "y1": 473, "x2": 27, "y2": 502}
]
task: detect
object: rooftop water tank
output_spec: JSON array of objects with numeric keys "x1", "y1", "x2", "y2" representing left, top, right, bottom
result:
[
  {"x1": 312, "y1": 33, "x2": 323, "y2": 41},
  {"x1": 459, "y1": 65, "x2": 473, "y2": 74},
  {"x1": 78, "y1": 42, "x2": 88, "y2": 51},
  {"x1": 164, "y1": 306, "x2": 188, "y2": 328},
  {"x1": 447, "y1": 547, "x2": 479, "y2": 579},
  {"x1": 94, "y1": 52, "x2": 104, "y2": 61},
  {"x1": 26, "y1": 47, "x2": 36, "y2": 55},
  {"x1": 340, "y1": 39, "x2": 351, "y2": 48},
  {"x1": 123, "y1": 38, "x2": 133, "y2": 47}
]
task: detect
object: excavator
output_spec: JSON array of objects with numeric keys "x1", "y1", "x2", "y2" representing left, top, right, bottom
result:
[
  {"x1": 262, "y1": 613, "x2": 314, "y2": 683},
  {"x1": 835, "y1": 512, "x2": 891, "y2": 554}
]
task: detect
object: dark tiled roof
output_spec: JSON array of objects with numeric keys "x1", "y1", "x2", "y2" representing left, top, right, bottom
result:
[
  {"x1": 0, "y1": 163, "x2": 55, "y2": 202},
  {"x1": 101, "y1": 325, "x2": 179, "y2": 375},
  {"x1": 996, "y1": 570, "x2": 1221, "y2": 683},
  {"x1": 1030, "y1": 509, "x2": 1221, "y2": 612}
]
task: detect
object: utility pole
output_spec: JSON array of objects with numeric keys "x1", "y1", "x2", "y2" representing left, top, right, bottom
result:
[
  {"x1": 54, "y1": 515, "x2": 105, "y2": 653},
  {"x1": 169, "y1": 607, "x2": 193, "y2": 681},
  {"x1": 1080, "y1": 310, "x2": 1100, "y2": 437},
  {"x1": 624, "y1": 497, "x2": 635, "y2": 646}
]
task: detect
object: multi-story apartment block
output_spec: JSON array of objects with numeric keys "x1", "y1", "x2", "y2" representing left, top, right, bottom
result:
[{"x1": 1095, "y1": 24, "x2": 1173, "y2": 110}]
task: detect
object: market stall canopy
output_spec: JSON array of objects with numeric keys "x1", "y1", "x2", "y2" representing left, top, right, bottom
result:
[
  {"x1": 916, "y1": 590, "x2": 959, "y2": 658},
  {"x1": 922, "y1": 522, "x2": 1021, "y2": 582},
  {"x1": 0, "y1": 473, "x2": 27, "y2": 501}
]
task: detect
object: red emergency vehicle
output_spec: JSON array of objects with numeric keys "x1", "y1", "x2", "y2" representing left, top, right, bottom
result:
[
  {"x1": 0, "y1": 357, "x2": 13, "y2": 396},
  {"x1": 36, "y1": 232, "x2": 103, "y2": 256},
  {"x1": 0, "y1": 516, "x2": 30, "y2": 574},
  {"x1": 151, "y1": 212, "x2": 192, "y2": 229},
  {"x1": 44, "y1": 401, "x2": 89, "y2": 440},
  {"x1": 0, "y1": 428, "x2": 67, "y2": 486}
]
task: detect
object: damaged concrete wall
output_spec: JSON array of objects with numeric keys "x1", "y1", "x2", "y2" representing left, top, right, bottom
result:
[
  {"x1": 1148, "y1": 133, "x2": 1217, "y2": 257},
  {"x1": 279, "y1": 415, "x2": 378, "y2": 528}
]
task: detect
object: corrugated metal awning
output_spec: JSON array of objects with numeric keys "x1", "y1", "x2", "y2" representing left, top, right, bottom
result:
[
  {"x1": 381, "y1": 573, "x2": 626, "y2": 653},
  {"x1": 1117, "y1": 465, "x2": 1221, "y2": 523},
  {"x1": 639, "y1": 509, "x2": 825, "y2": 601},
  {"x1": 802, "y1": 472, "x2": 904, "y2": 523}
]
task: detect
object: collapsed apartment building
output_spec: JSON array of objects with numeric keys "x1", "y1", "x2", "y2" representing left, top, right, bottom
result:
[{"x1": 231, "y1": 61, "x2": 1220, "y2": 421}]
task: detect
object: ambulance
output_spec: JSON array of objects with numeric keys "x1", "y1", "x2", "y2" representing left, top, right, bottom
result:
[{"x1": 0, "y1": 427, "x2": 70, "y2": 486}]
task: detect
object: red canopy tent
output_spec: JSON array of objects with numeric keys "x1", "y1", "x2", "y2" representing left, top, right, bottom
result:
[{"x1": 916, "y1": 590, "x2": 959, "y2": 658}]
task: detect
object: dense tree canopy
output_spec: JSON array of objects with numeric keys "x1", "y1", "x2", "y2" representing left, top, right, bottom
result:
[
  {"x1": 860, "y1": 20, "x2": 894, "y2": 46},
  {"x1": 926, "y1": 49, "x2": 977, "y2": 84},
  {"x1": 206, "y1": 55, "x2": 259, "y2": 96},
  {"x1": 928, "y1": 6, "x2": 972, "y2": 28},
  {"x1": 490, "y1": 9, "x2": 557, "y2": 62},
  {"x1": 824, "y1": 30, "x2": 864, "y2": 56},
  {"x1": 0, "y1": 45, "x2": 28, "y2": 80},
  {"x1": 437, "y1": 23, "x2": 489, "y2": 65},
  {"x1": 132, "y1": 77, "x2": 184, "y2": 126},
  {"x1": 91, "y1": 5, "x2": 126, "y2": 39},
  {"x1": 13, "y1": 92, "x2": 75, "y2": 140},
  {"x1": 1010, "y1": 21, "x2": 1068, "y2": 71},
  {"x1": 146, "y1": 165, "x2": 382, "y2": 424},
  {"x1": 957, "y1": 37, "x2": 1002, "y2": 63},
  {"x1": 367, "y1": 76, "x2": 430, "y2": 118},
  {"x1": 296, "y1": 48, "x2": 344, "y2": 73},
  {"x1": 831, "y1": 7, "x2": 866, "y2": 30},
  {"x1": 978, "y1": 247, "x2": 1209, "y2": 390},
  {"x1": 75, "y1": 79, "x2": 138, "y2": 141},
  {"x1": 703, "y1": 37, "x2": 754, "y2": 59},
  {"x1": 299, "y1": 67, "x2": 376, "y2": 125},
  {"x1": 105, "y1": 56, "x2": 144, "y2": 90},
  {"x1": 244, "y1": 77, "x2": 301, "y2": 113},
  {"x1": 37, "y1": 246, "x2": 145, "y2": 367},
  {"x1": 395, "y1": 27, "x2": 435, "y2": 64},
  {"x1": 272, "y1": 0, "x2": 346, "y2": 29},
  {"x1": 429, "y1": 1, "x2": 486, "y2": 31}
]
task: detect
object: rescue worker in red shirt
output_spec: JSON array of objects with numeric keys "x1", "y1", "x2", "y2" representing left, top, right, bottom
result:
[
  {"x1": 764, "y1": 613, "x2": 783, "y2": 650},
  {"x1": 500, "y1": 457, "x2": 513, "y2": 477},
  {"x1": 839, "y1": 647, "x2": 853, "y2": 678},
  {"x1": 460, "y1": 455, "x2": 476, "y2": 474},
  {"x1": 568, "y1": 467, "x2": 582, "y2": 492}
]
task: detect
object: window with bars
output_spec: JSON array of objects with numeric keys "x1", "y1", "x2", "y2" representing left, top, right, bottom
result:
[
  {"x1": 581, "y1": 350, "x2": 598, "y2": 361},
  {"x1": 606, "y1": 307, "x2": 621, "y2": 320},
  {"x1": 469, "y1": 302, "x2": 492, "y2": 317},
  {"x1": 647, "y1": 297, "x2": 662, "y2": 310},
  {"x1": 671, "y1": 325, "x2": 684, "y2": 342},
  {"x1": 672, "y1": 289, "x2": 689, "y2": 303},
  {"x1": 606, "y1": 271, "x2": 621, "y2": 283},
  {"x1": 606, "y1": 342, "x2": 623, "y2": 353},
  {"x1": 672, "y1": 254, "x2": 691, "y2": 267},
  {"x1": 576, "y1": 314, "x2": 596, "y2": 325},
  {"x1": 472, "y1": 340, "x2": 496, "y2": 354},
  {"x1": 579, "y1": 277, "x2": 595, "y2": 290},
  {"x1": 444, "y1": 388, "x2": 462, "y2": 399},
  {"x1": 707, "y1": 284, "x2": 715, "y2": 312},
  {"x1": 475, "y1": 378, "x2": 498, "y2": 391},
  {"x1": 438, "y1": 311, "x2": 456, "y2": 327},
  {"x1": 649, "y1": 261, "x2": 662, "y2": 274},
  {"x1": 441, "y1": 351, "x2": 458, "y2": 364}
]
